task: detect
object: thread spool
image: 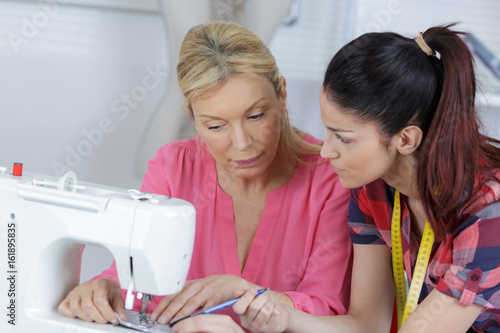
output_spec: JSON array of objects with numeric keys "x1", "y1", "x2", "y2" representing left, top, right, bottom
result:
[{"x1": 13, "y1": 163, "x2": 23, "y2": 176}]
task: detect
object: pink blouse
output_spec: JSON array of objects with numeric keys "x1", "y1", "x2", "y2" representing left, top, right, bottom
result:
[{"x1": 95, "y1": 135, "x2": 352, "y2": 321}]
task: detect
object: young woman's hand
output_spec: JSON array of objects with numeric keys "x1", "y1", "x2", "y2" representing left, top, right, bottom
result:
[{"x1": 233, "y1": 288, "x2": 291, "y2": 333}]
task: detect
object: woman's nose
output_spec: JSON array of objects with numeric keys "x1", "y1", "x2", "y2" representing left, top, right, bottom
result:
[
  {"x1": 320, "y1": 138, "x2": 340, "y2": 160},
  {"x1": 232, "y1": 125, "x2": 252, "y2": 151}
]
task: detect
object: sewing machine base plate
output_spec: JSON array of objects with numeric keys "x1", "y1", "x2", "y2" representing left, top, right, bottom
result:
[{"x1": 116, "y1": 310, "x2": 173, "y2": 332}]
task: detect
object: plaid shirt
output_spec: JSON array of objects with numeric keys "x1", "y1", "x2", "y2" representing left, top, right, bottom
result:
[{"x1": 349, "y1": 175, "x2": 500, "y2": 332}]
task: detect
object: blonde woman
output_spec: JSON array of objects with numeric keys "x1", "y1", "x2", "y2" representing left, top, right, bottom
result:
[{"x1": 59, "y1": 21, "x2": 352, "y2": 331}]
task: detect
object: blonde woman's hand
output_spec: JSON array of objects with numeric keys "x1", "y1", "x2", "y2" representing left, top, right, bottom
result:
[
  {"x1": 151, "y1": 274, "x2": 256, "y2": 325},
  {"x1": 58, "y1": 278, "x2": 126, "y2": 325}
]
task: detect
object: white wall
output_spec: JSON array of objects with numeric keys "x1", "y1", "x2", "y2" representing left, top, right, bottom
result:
[{"x1": 0, "y1": 0, "x2": 169, "y2": 190}]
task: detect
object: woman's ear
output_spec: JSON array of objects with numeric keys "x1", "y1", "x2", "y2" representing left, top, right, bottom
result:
[
  {"x1": 396, "y1": 125, "x2": 423, "y2": 155},
  {"x1": 281, "y1": 76, "x2": 287, "y2": 89}
]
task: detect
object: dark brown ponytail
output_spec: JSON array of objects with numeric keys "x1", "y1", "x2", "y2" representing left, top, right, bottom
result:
[{"x1": 323, "y1": 24, "x2": 500, "y2": 241}]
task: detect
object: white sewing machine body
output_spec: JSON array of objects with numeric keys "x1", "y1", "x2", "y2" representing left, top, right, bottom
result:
[{"x1": 0, "y1": 166, "x2": 195, "y2": 332}]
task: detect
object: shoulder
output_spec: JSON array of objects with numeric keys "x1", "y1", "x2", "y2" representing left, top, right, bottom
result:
[
  {"x1": 141, "y1": 137, "x2": 213, "y2": 194},
  {"x1": 300, "y1": 134, "x2": 322, "y2": 160},
  {"x1": 351, "y1": 179, "x2": 393, "y2": 206},
  {"x1": 302, "y1": 133, "x2": 323, "y2": 145},
  {"x1": 454, "y1": 198, "x2": 500, "y2": 243},
  {"x1": 151, "y1": 137, "x2": 213, "y2": 167},
  {"x1": 156, "y1": 137, "x2": 201, "y2": 158},
  {"x1": 349, "y1": 179, "x2": 393, "y2": 231},
  {"x1": 297, "y1": 134, "x2": 327, "y2": 166},
  {"x1": 294, "y1": 135, "x2": 333, "y2": 177},
  {"x1": 348, "y1": 179, "x2": 391, "y2": 245},
  {"x1": 290, "y1": 134, "x2": 349, "y2": 198},
  {"x1": 455, "y1": 170, "x2": 500, "y2": 234},
  {"x1": 155, "y1": 136, "x2": 215, "y2": 173}
]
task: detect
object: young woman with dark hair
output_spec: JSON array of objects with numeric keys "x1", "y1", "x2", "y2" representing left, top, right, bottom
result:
[{"x1": 191, "y1": 24, "x2": 500, "y2": 333}]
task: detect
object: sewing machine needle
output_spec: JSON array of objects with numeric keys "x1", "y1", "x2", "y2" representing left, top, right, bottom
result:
[{"x1": 139, "y1": 293, "x2": 154, "y2": 327}]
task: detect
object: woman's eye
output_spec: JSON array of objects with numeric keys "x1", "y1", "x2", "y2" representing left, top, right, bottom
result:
[
  {"x1": 207, "y1": 124, "x2": 223, "y2": 131},
  {"x1": 249, "y1": 112, "x2": 264, "y2": 120},
  {"x1": 335, "y1": 133, "x2": 350, "y2": 144}
]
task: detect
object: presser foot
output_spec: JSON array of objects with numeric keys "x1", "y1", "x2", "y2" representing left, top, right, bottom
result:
[{"x1": 116, "y1": 310, "x2": 173, "y2": 333}]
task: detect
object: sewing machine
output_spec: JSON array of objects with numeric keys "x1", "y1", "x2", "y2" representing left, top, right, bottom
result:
[{"x1": 0, "y1": 164, "x2": 196, "y2": 332}]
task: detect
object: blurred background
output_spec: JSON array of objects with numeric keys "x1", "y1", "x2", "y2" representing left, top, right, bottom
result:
[{"x1": 1, "y1": 0, "x2": 499, "y2": 281}]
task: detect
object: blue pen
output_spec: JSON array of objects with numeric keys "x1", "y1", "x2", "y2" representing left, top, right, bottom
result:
[{"x1": 169, "y1": 287, "x2": 270, "y2": 327}]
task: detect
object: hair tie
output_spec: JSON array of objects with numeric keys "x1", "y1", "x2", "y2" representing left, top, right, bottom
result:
[{"x1": 414, "y1": 31, "x2": 440, "y2": 59}]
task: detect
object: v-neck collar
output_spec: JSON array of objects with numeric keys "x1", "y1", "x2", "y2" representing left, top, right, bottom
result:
[{"x1": 214, "y1": 167, "x2": 291, "y2": 278}]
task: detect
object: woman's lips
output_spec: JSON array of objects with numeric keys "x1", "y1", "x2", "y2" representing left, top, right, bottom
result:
[
  {"x1": 233, "y1": 155, "x2": 261, "y2": 168},
  {"x1": 332, "y1": 165, "x2": 345, "y2": 174}
]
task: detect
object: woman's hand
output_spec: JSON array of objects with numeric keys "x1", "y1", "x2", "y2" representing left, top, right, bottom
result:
[
  {"x1": 58, "y1": 278, "x2": 126, "y2": 325},
  {"x1": 151, "y1": 274, "x2": 255, "y2": 325},
  {"x1": 171, "y1": 314, "x2": 245, "y2": 333},
  {"x1": 233, "y1": 288, "x2": 290, "y2": 333}
]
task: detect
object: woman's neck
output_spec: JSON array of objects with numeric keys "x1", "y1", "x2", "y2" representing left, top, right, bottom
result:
[
  {"x1": 382, "y1": 154, "x2": 419, "y2": 200},
  {"x1": 383, "y1": 154, "x2": 429, "y2": 237}
]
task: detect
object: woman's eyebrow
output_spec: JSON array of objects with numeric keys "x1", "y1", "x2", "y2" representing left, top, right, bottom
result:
[
  {"x1": 197, "y1": 97, "x2": 267, "y2": 119},
  {"x1": 327, "y1": 126, "x2": 354, "y2": 133}
]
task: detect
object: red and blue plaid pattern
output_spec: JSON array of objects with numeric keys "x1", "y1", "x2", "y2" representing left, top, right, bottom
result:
[{"x1": 349, "y1": 175, "x2": 500, "y2": 332}]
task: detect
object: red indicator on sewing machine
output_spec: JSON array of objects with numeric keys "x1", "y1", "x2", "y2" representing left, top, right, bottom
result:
[{"x1": 13, "y1": 163, "x2": 23, "y2": 176}]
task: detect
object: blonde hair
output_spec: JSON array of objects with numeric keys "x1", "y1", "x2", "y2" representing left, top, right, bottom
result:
[{"x1": 177, "y1": 21, "x2": 321, "y2": 172}]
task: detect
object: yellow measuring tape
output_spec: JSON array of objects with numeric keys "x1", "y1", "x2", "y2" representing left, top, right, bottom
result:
[{"x1": 391, "y1": 189, "x2": 435, "y2": 329}]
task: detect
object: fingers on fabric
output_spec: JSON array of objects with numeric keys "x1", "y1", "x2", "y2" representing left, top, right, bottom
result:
[
  {"x1": 153, "y1": 278, "x2": 237, "y2": 325},
  {"x1": 58, "y1": 278, "x2": 123, "y2": 325},
  {"x1": 153, "y1": 282, "x2": 208, "y2": 324}
]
